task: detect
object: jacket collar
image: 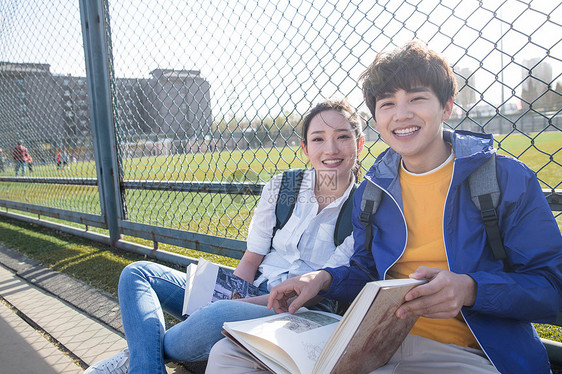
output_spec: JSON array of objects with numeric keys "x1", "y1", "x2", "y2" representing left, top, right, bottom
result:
[{"x1": 365, "y1": 129, "x2": 496, "y2": 187}]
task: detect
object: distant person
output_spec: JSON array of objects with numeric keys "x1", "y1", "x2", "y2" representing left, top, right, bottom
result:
[
  {"x1": 62, "y1": 151, "x2": 68, "y2": 168},
  {"x1": 56, "y1": 152, "x2": 62, "y2": 169},
  {"x1": 27, "y1": 154, "x2": 33, "y2": 174},
  {"x1": 84, "y1": 98, "x2": 365, "y2": 374},
  {"x1": 12, "y1": 140, "x2": 29, "y2": 176}
]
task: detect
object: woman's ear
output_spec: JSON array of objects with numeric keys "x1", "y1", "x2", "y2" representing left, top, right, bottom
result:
[
  {"x1": 357, "y1": 136, "x2": 365, "y2": 153},
  {"x1": 301, "y1": 141, "x2": 308, "y2": 157}
]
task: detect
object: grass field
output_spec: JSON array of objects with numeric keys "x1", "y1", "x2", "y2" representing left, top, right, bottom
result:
[
  {"x1": 2, "y1": 131, "x2": 560, "y2": 241},
  {"x1": 4, "y1": 130, "x2": 559, "y2": 184}
]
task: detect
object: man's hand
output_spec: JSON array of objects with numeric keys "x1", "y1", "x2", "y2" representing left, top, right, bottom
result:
[
  {"x1": 267, "y1": 270, "x2": 332, "y2": 314},
  {"x1": 396, "y1": 266, "x2": 477, "y2": 319}
]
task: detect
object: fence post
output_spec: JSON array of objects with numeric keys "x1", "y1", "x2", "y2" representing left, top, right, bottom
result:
[{"x1": 79, "y1": 0, "x2": 123, "y2": 246}]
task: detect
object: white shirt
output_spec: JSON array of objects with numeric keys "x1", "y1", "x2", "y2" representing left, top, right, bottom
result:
[{"x1": 247, "y1": 169, "x2": 354, "y2": 290}]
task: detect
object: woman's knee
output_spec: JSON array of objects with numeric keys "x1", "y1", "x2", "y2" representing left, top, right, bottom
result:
[
  {"x1": 163, "y1": 314, "x2": 224, "y2": 362},
  {"x1": 118, "y1": 261, "x2": 153, "y2": 289}
]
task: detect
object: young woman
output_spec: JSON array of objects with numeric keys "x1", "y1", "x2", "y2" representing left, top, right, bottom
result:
[{"x1": 85, "y1": 98, "x2": 365, "y2": 374}]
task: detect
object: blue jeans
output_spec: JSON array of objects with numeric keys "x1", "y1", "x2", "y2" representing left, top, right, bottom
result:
[
  {"x1": 14, "y1": 160, "x2": 25, "y2": 176},
  {"x1": 118, "y1": 261, "x2": 338, "y2": 374}
]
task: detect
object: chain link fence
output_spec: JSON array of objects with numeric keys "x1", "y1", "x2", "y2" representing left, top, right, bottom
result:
[{"x1": 0, "y1": 0, "x2": 560, "y2": 259}]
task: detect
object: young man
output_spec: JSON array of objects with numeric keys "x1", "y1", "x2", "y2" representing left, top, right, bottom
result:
[{"x1": 206, "y1": 41, "x2": 562, "y2": 373}]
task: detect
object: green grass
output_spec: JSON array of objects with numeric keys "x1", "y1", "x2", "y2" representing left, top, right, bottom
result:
[
  {"x1": 2, "y1": 131, "x2": 560, "y2": 239},
  {"x1": 1, "y1": 133, "x2": 560, "y2": 233},
  {"x1": 3, "y1": 131, "x2": 558, "y2": 185},
  {"x1": 0, "y1": 216, "x2": 136, "y2": 295},
  {"x1": 495, "y1": 131, "x2": 562, "y2": 190},
  {"x1": 0, "y1": 215, "x2": 238, "y2": 295}
]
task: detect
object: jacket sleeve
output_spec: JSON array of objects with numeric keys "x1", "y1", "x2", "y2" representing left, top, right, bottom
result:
[
  {"x1": 466, "y1": 157, "x2": 562, "y2": 322},
  {"x1": 321, "y1": 181, "x2": 379, "y2": 303}
]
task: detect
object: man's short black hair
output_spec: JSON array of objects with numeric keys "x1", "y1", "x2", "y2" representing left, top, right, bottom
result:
[{"x1": 360, "y1": 40, "x2": 457, "y2": 118}]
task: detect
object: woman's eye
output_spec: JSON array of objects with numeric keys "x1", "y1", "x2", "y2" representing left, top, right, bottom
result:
[{"x1": 311, "y1": 137, "x2": 323, "y2": 142}]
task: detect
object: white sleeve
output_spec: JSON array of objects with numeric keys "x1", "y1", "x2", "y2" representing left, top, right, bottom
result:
[
  {"x1": 323, "y1": 234, "x2": 354, "y2": 268},
  {"x1": 245, "y1": 173, "x2": 283, "y2": 255}
]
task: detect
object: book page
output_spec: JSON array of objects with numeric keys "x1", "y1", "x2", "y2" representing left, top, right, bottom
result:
[
  {"x1": 182, "y1": 263, "x2": 197, "y2": 316},
  {"x1": 225, "y1": 310, "x2": 341, "y2": 374},
  {"x1": 183, "y1": 259, "x2": 219, "y2": 316},
  {"x1": 314, "y1": 281, "x2": 378, "y2": 371},
  {"x1": 226, "y1": 331, "x2": 300, "y2": 374}
]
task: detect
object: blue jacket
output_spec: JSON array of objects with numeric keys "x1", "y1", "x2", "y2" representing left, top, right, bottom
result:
[{"x1": 323, "y1": 129, "x2": 562, "y2": 373}]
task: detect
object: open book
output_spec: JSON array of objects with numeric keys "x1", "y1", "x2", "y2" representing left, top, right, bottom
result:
[
  {"x1": 182, "y1": 258, "x2": 261, "y2": 316},
  {"x1": 223, "y1": 278, "x2": 426, "y2": 374}
]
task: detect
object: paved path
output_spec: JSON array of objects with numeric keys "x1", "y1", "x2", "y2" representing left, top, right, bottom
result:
[{"x1": 0, "y1": 245, "x2": 193, "y2": 373}]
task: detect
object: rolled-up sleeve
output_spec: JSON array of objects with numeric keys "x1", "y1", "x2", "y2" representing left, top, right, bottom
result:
[{"x1": 245, "y1": 174, "x2": 282, "y2": 255}]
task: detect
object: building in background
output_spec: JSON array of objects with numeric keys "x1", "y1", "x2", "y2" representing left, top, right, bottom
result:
[
  {"x1": 0, "y1": 62, "x2": 64, "y2": 163},
  {"x1": 143, "y1": 69, "x2": 212, "y2": 139},
  {"x1": 0, "y1": 61, "x2": 212, "y2": 162}
]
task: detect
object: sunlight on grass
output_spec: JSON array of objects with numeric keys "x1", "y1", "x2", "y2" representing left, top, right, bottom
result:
[{"x1": 0, "y1": 217, "x2": 136, "y2": 295}]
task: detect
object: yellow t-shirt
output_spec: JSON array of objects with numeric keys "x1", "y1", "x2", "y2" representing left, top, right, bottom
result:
[{"x1": 387, "y1": 155, "x2": 480, "y2": 349}]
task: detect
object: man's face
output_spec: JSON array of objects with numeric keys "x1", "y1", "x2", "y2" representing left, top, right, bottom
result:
[{"x1": 373, "y1": 87, "x2": 453, "y2": 173}]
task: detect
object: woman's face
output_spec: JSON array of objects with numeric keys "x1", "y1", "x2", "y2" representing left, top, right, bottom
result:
[{"x1": 302, "y1": 110, "x2": 364, "y2": 185}]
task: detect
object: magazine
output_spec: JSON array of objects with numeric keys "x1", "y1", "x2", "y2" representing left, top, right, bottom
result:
[{"x1": 182, "y1": 257, "x2": 261, "y2": 316}]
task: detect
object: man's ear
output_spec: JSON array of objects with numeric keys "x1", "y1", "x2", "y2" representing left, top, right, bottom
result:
[
  {"x1": 301, "y1": 141, "x2": 308, "y2": 157},
  {"x1": 441, "y1": 97, "x2": 454, "y2": 121}
]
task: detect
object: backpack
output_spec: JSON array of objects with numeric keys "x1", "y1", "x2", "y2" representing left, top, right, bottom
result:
[
  {"x1": 274, "y1": 169, "x2": 356, "y2": 247},
  {"x1": 359, "y1": 154, "x2": 507, "y2": 261}
]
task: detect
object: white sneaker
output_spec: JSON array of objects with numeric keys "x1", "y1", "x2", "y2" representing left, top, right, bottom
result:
[{"x1": 84, "y1": 348, "x2": 129, "y2": 373}]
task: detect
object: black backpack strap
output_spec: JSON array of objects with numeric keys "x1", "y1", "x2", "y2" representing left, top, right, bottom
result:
[
  {"x1": 334, "y1": 184, "x2": 357, "y2": 247},
  {"x1": 275, "y1": 169, "x2": 305, "y2": 231},
  {"x1": 360, "y1": 182, "x2": 383, "y2": 252},
  {"x1": 469, "y1": 154, "x2": 507, "y2": 260}
]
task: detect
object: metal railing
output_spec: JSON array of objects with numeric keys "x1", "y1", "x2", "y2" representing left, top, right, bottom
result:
[{"x1": 0, "y1": 0, "x2": 560, "y2": 264}]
